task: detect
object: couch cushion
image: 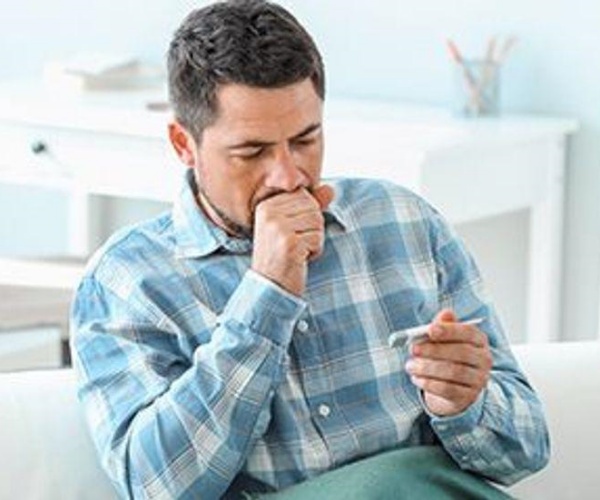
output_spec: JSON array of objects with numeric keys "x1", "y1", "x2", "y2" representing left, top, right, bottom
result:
[{"x1": 0, "y1": 369, "x2": 116, "y2": 500}]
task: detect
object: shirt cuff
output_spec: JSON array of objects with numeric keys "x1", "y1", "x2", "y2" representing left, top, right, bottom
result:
[
  {"x1": 422, "y1": 387, "x2": 486, "y2": 436},
  {"x1": 220, "y1": 269, "x2": 307, "y2": 347}
]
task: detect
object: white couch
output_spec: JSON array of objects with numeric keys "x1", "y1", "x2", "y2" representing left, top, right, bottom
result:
[{"x1": 1, "y1": 341, "x2": 598, "y2": 500}]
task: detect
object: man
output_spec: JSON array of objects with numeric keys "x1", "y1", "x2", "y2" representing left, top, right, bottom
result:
[{"x1": 71, "y1": 1, "x2": 549, "y2": 498}]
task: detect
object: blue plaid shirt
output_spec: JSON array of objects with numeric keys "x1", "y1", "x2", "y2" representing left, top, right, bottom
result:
[{"x1": 71, "y1": 173, "x2": 548, "y2": 499}]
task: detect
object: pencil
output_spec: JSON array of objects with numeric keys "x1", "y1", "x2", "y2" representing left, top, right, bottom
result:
[{"x1": 447, "y1": 38, "x2": 482, "y2": 114}]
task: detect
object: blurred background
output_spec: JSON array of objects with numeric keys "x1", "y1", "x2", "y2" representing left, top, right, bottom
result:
[{"x1": 0, "y1": 0, "x2": 598, "y2": 370}]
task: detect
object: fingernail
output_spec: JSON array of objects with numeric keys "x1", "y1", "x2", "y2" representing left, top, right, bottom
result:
[{"x1": 405, "y1": 360, "x2": 416, "y2": 373}]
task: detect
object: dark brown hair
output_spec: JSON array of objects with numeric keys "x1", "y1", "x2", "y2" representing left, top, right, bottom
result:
[{"x1": 167, "y1": 0, "x2": 325, "y2": 142}]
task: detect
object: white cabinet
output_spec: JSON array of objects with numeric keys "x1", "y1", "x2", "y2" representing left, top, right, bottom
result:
[{"x1": 0, "y1": 328, "x2": 62, "y2": 372}]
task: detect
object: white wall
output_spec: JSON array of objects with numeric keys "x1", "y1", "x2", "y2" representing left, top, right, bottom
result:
[{"x1": 0, "y1": 0, "x2": 598, "y2": 340}]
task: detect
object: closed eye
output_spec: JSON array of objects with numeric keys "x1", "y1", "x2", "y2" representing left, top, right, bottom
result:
[
  {"x1": 291, "y1": 130, "x2": 321, "y2": 149},
  {"x1": 234, "y1": 146, "x2": 265, "y2": 159},
  {"x1": 293, "y1": 137, "x2": 317, "y2": 146}
]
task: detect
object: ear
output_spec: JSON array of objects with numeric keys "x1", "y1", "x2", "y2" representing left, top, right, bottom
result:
[{"x1": 168, "y1": 121, "x2": 198, "y2": 167}]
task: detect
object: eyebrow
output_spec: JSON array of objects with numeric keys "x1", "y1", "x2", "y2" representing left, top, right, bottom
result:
[{"x1": 227, "y1": 122, "x2": 322, "y2": 151}]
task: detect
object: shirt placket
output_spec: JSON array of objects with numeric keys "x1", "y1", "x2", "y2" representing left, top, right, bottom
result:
[{"x1": 292, "y1": 312, "x2": 360, "y2": 467}]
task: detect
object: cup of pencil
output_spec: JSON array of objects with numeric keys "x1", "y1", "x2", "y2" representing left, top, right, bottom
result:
[{"x1": 447, "y1": 37, "x2": 516, "y2": 118}]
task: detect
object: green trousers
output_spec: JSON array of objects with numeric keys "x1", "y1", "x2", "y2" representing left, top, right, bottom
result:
[{"x1": 251, "y1": 446, "x2": 513, "y2": 500}]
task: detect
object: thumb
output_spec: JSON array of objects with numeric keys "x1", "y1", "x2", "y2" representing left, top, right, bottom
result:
[
  {"x1": 312, "y1": 184, "x2": 335, "y2": 210},
  {"x1": 433, "y1": 308, "x2": 458, "y2": 325}
]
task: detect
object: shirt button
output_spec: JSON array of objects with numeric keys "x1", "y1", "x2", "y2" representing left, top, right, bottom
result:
[
  {"x1": 318, "y1": 404, "x2": 331, "y2": 418},
  {"x1": 297, "y1": 320, "x2": 309, "y2": 333}
]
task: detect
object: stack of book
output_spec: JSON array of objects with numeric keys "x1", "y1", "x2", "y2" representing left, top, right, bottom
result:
[{"x1": 43, "y1": 53, "x2": 164, "y2": 92}]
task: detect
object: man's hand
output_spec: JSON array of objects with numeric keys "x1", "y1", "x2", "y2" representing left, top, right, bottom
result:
[
  {"x1": 405, "y1": 309, "x2": 493, "y2": 416},
  {"x1": 252, "y1": 185, "x2": 334, "y2": 296}
]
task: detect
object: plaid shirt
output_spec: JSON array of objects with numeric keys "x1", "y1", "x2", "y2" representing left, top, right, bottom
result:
[{"x1": 71, "y1": 172, "x2": 548, "y2": 499}]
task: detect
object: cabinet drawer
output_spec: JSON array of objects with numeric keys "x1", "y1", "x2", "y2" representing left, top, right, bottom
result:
[{"x1": 0, "y1": 123, "x2": 185, "y2": 201}]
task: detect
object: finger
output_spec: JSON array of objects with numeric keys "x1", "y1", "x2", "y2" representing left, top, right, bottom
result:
[
  {"x1": 411, "y1": 342, "x2": 488, "y2": 369},
  {"x1": 257, "y1": 186, "x2": 331, "y2": 218},
  {"x1": 406, "y1": 357, "x2": 483, "y2": 388},
  {"x1": 258, "y1": 188, "x2": 319, "y2": 213},
  {"x1": 312, "y1": 184, "x2": 335, "y2": 210},
  {"x1": 410, "y1": 375, "x2": 478, "y2": 403},
  {"x1": 432, "y1": 308, "x2": 457, "y2": 324},
  {"x1": 298, "y1": 230, "x2": 325, "y2": 260},
  {"x1": 428, "y1": 322, "x2": 488, "y2": 347},
  {"x1": 287, "y1": 210, "x2": 325, "y2": 231}
]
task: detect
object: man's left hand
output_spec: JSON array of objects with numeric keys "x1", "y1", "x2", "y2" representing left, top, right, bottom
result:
[{"x1": 405, "y1": 309, "x2": 493, "y2": 417}]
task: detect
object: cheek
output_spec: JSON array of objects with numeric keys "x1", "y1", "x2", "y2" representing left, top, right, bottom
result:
[
  {"x1": 304, "y1": 141, "x2": 324, "y2": 178},
  {"x1": 206, "y1": 165, "x2": 262, "y2": 220},
  {"x1": 196, "y1": 152, "x2": 243, "y2": 198}
]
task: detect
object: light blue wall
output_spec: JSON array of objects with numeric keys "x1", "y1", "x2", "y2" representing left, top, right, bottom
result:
[
  {"x1": 0, "y1": 0, "x2": 197, "y2": 79},
  {"x1": 281, "y1": 2, "x2": 600, "y2": 340},
  {"x1": 0, "y1": 0, "x2": 200, "y2": 256},
  {"x1": 1, "y1": 0, "x2": 598, "y2": 340}
]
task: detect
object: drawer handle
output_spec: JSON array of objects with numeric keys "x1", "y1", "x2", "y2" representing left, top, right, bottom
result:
[{"x1": 30, "y1": 140, "x2": 48, "y2": 155}]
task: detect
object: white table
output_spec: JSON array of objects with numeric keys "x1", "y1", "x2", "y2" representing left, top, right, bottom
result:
[{"x1": 0, "y1": 83, "x2": 577, "y2": 342}]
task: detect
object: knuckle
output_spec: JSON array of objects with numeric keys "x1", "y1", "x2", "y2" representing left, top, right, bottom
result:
[
  {"x1": 310, "y1": 230, "x2": 324, "y2": 246},
  {"x1": 468, "y1": 386, "x2": 480, "y2": 402},
  {"x1": 468, "y1": 346, "x2": 481, "y2": 365},
  {"x1": 482, "y1": 350, "x2": 493, "y2": 370},
  {"x1": 308, "y1": 210, "x2": 324, "y2": 229},
  {"x1": 480, "y1": 333, "x2": 490, "y2": 348}
]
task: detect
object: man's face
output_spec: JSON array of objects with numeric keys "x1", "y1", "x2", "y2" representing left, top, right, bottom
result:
[{"x1": 175, "y1": 78, "x2": 324, "y2": 239}]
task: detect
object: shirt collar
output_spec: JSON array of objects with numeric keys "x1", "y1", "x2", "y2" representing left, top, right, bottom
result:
[
  {"x1": 324, "y1": 199, "x2": 349, "y2": 231},
  {"x1": 173, "y1": 170, "x2": 233, "y2": 259},
  {"x1": 173, "y1": 170, "x2": 349, "y2": 259}
]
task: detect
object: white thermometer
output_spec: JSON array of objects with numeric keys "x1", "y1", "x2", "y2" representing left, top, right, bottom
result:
[{"x1": 388, "y1": 317, "x2": 485, "y2": 349}]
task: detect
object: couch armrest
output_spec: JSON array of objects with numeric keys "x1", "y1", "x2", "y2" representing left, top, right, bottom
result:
[
  {"x1": 507, "y1": 341, "x2": 600, "y2": 498},
  {"x1": 0, "y1": 369, "x2": 116, "y2": 500}
]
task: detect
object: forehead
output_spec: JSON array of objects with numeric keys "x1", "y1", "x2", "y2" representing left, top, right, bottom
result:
[{"x1": 207, "y1": 79, "x2": 323, "y2": 140}]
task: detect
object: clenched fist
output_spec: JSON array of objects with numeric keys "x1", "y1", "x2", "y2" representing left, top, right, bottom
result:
[{"x1": 251, "y1": 185, "x2": 334, "y2": 296}]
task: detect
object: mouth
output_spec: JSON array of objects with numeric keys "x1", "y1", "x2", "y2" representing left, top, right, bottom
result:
[{"x1": 200, "y1": 184, "x2": 317, "y2": 241}]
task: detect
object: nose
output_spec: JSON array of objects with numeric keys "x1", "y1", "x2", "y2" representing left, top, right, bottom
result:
[{"x1": 264, "y1": 145, "x2": 308, "y2": 192}]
